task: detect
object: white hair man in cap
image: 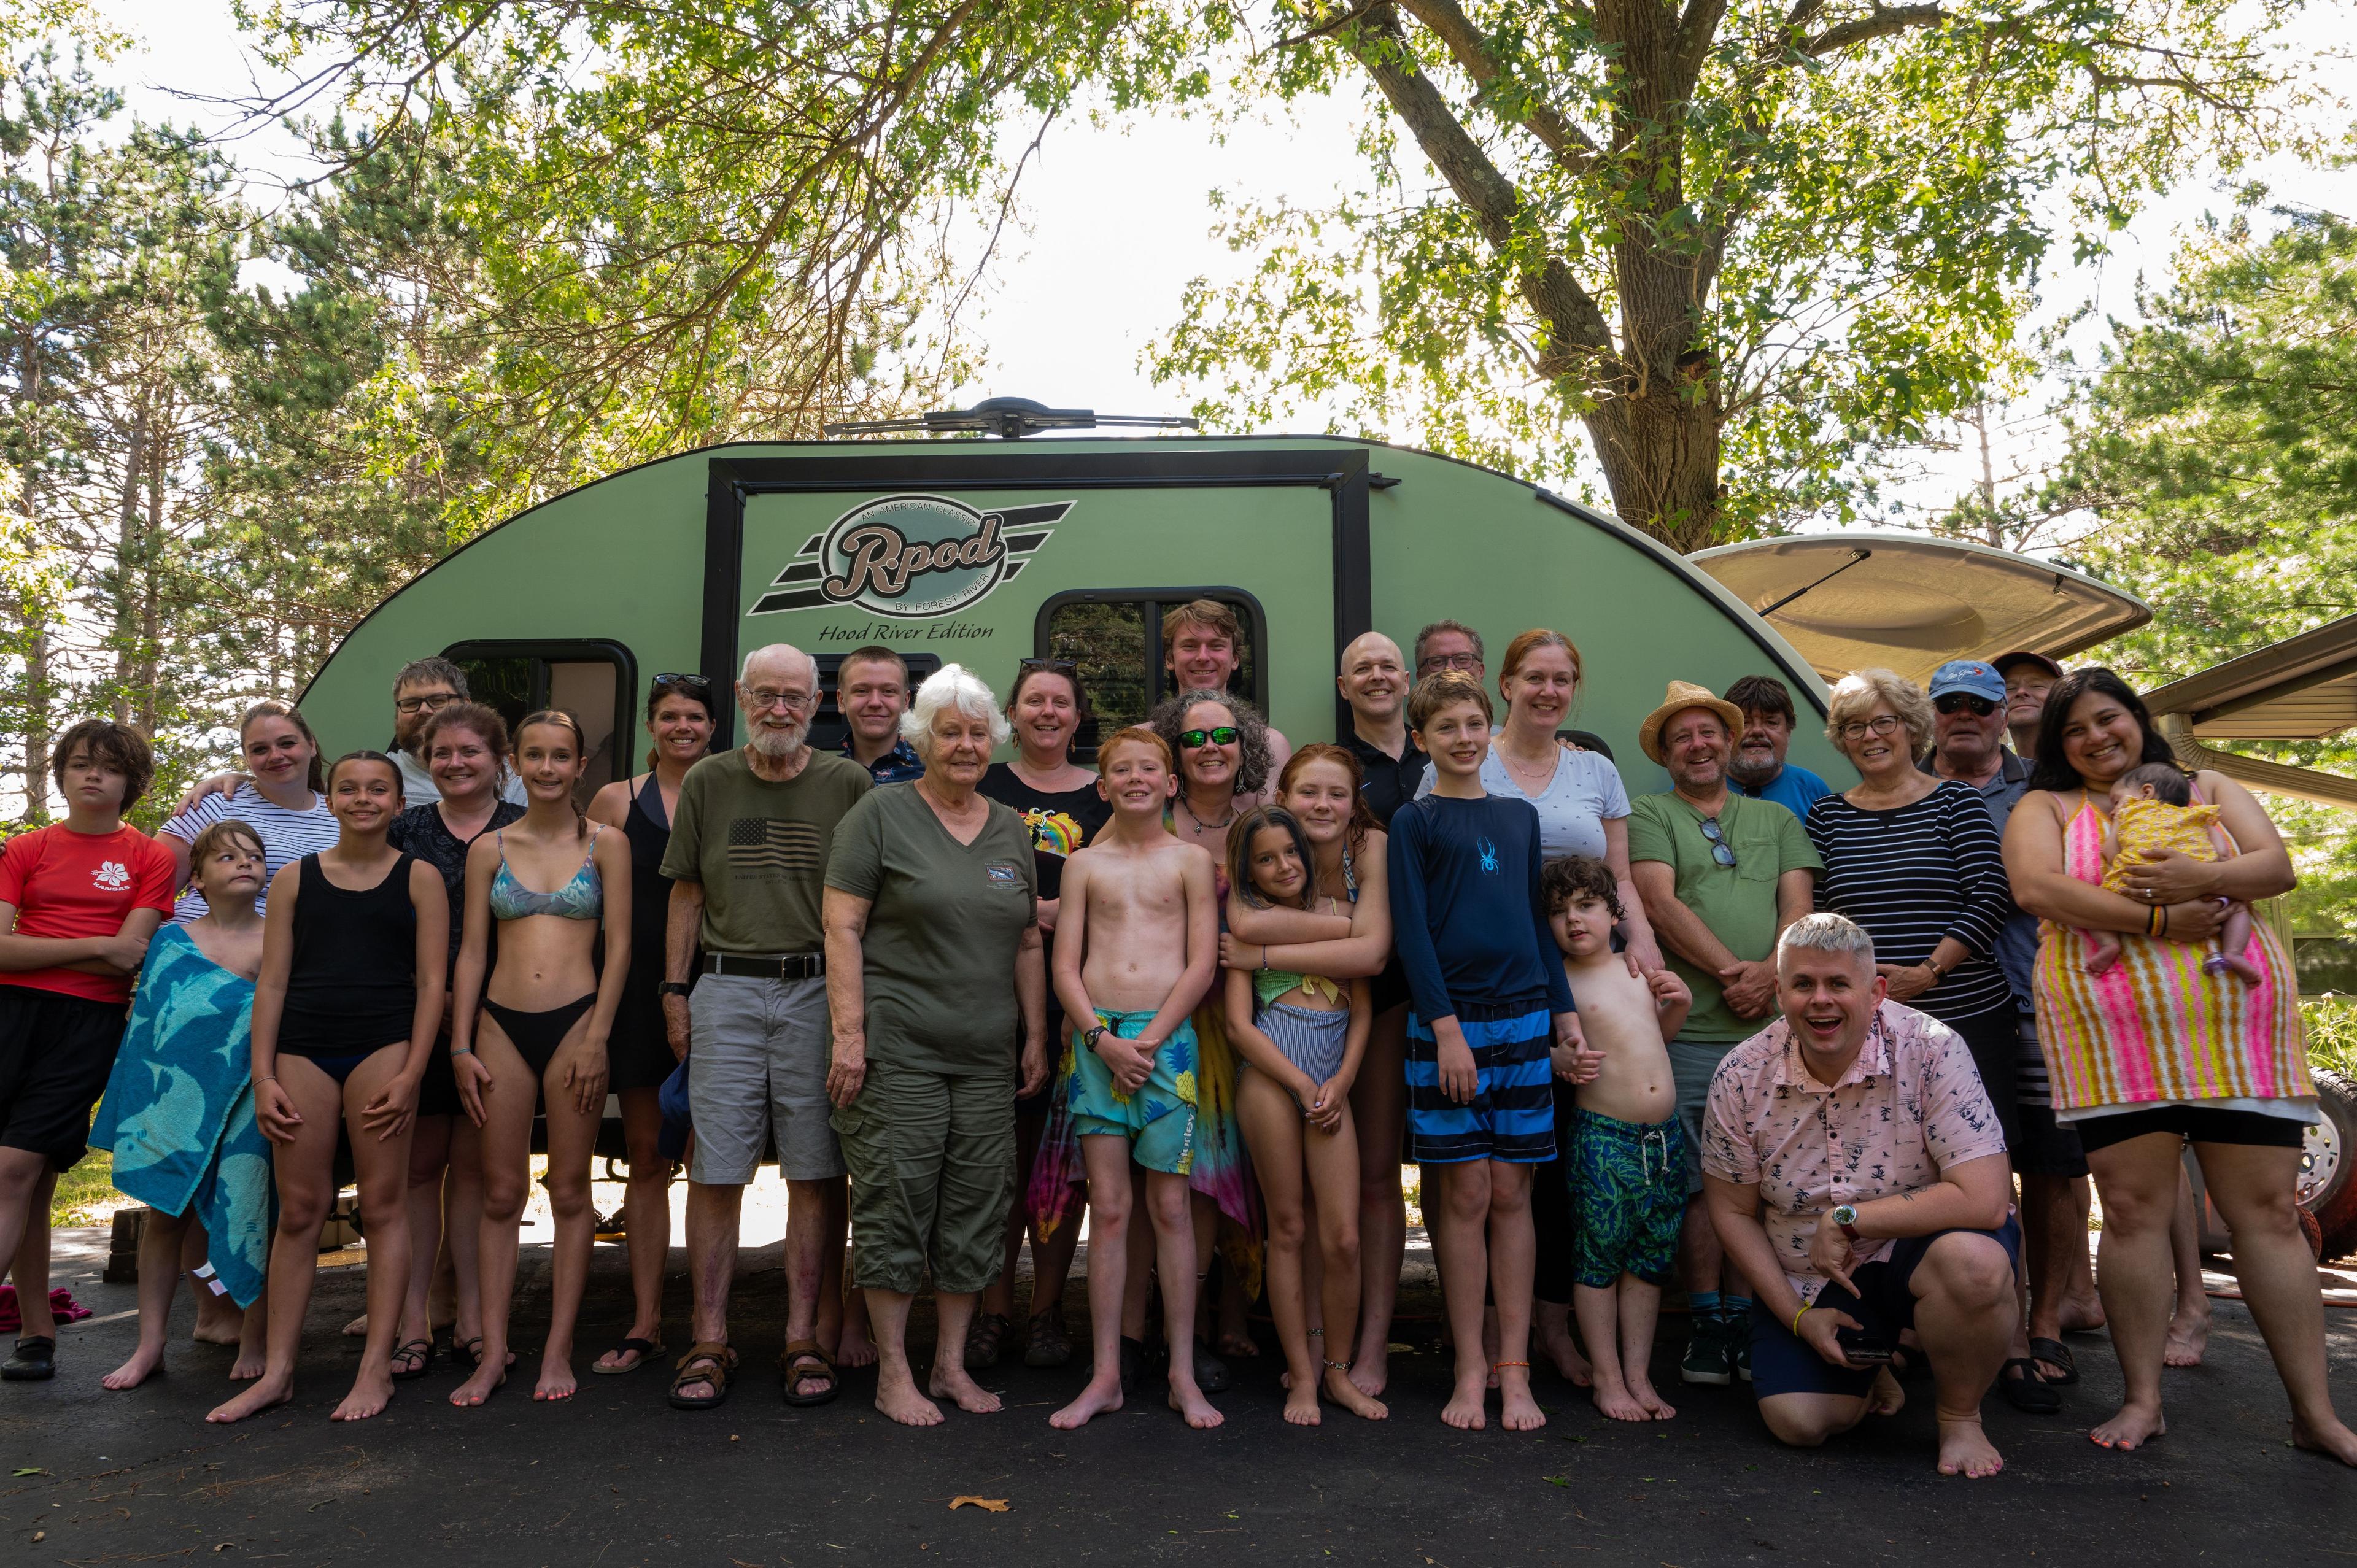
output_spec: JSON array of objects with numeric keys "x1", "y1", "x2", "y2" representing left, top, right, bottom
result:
[{"x1": 1625, "y1": 680, "x2": 1821, "y2": 1389}]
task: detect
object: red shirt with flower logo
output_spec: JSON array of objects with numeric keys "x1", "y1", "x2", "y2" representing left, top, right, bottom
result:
[{"x1": 0, "y1": 824, "x2": 177, "y2": 1003}]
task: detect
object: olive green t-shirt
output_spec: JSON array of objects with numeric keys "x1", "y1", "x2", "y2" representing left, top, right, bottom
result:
[
  {"x1": 660, "y1": 748, "x2": 872, "y2": 956},
  {"x1": 824, "y1": 782, "x2": 1038, "y2": 1076},
  {"x1": 1625, "y1": 790, "x2": 1822, "y2": 1042}
]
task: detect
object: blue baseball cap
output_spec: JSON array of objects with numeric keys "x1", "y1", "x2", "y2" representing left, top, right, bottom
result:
[{"x1": 1929, "y1": 660, "x2": 2006, "y2": 703}]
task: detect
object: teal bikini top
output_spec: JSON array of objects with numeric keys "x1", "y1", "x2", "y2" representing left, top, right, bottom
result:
[
  {"x1": 1253, "y1": 841, "x2": 1357, "y2": 1008},
  {"x1": 489, "y1": 827, "x2": 603, "y2": 921}
]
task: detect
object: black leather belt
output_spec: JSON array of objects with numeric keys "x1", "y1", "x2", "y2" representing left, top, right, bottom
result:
[{"x1": 703, "y1": 952, "x2": 826, "y2": 981}]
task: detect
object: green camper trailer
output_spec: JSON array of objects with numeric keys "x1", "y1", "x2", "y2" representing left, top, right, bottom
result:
[{"x1": 300, "y1": 426, "x2": 1848, "y2": 784}]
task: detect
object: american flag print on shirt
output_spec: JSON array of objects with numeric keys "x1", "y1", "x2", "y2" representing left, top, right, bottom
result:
[{"x1": 727, "y1": 817, "x2": 826, "y2": 876}]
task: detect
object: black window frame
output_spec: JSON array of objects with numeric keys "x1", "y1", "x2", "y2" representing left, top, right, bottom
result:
[
  {"x1": 1034, "y1": 586, "x2": 1271, "y2": 762},
  {"x1": 441, "y1": 638, "x2": 638, "y2": 792}
]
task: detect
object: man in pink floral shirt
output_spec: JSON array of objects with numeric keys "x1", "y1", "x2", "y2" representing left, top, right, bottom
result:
[{"x1": 1702, "y1": 914, "x2": 2018, "y2": 1478}]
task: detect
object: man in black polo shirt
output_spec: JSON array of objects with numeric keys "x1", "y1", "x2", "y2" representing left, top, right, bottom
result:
[{"x1": 1337, "y1": 631, "x2": 1425, "y2": 825}]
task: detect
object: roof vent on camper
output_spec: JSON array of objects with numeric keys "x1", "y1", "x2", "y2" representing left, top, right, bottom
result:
[{"x1": 822, "y1": 396, "x2": 1201, "y2": 440}]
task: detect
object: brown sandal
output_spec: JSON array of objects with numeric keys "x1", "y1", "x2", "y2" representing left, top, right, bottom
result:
[
  {"x1": 1024, "y1": 1304, "x2": 1074, "y2": 1369},
  {"x1": 779, "y1": 1339, "x2": 838, "y2": 1406},
  {"x1": 667, "y1": 1342, "x2": 736, "y2": 1410}
]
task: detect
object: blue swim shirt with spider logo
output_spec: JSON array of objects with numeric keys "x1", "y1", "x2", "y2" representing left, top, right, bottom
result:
[{"x1": 1387, "y1": 793, "x2": 1574, "y2": 1024}]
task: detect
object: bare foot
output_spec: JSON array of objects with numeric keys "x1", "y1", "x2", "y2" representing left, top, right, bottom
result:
[
  {"x1": 1499, "y1": 1370, "x2": 1546, "y2": 1432},
  {"x1": 1283, "y1": 1377, "x2": 1323, "y2": 1426},
  {"x1": 1590, "y1": 1380, "x2": 1652, "y2": 1422},
  {"x1": 2164, "y1": 1310, "x2": 2210, "y2": 1369},
  {"x1": 1441, "y1": 1369, "x2": 1488, "y2": 1431},
  {"x1": 1348, "y1": 1342, "x2": 1389, "y2": 1399},
  {"x1": 835, "y1": 1322, "x2": 879, "y2": 1370},
  {"x1": 2059, "y1": 1294, "x2": 2107, "y2": 1334},
  {"x1": 449, "y1": 1362, "x2": 506, "y2": 1408},
  {"x1": 103, "y1": 1345, "x2": 165, "y2": 1390},
  {"x1": 1537, "y1": 1320, "x2": 1593, "y2": 1387},
  {"x1": 230, "y1": 1340, "x2": 266, "y2": 1381},
  {"x1": 1936, "y1": 1414, "x2": 2005, "y2": 1477},
  {"x1": 330, "y1": 1370, "x2": 397, "y2": 1422},
  {"x1": 1323, "y1": 1366, "x2": 1387, "y2": 1421},
  {"x1": 207, "y1": 1373, "x2": 293, "y2": 1423},
  {"x1": 341, "y1": 1313, "x2": 368, "y2": 1338},
  {"x1": 192, "y1": 1314, "x2": 242, "y2": 1347},
  {"x1": 1865, "y1": 1367, "x2": 1905, "y2": 1418},
  {"x1": 928, "y1": 1365, "x2": 1003, "y2": 1415},
  {"x1": 1217, "y1": 1329, "x2": 1260, "y2": 1359},
  {"x1": 1049, "y1": 1376, "x2": 1124, "y2": 1429},
  {"x1": 876, "y1": 1370, "x2": 946, "y2": 1427},
  {"x1": 533, "y1": 1353, "x2": 577, "y2": 1402},
  {"x1": 1168, "y1": 1374, "x2": 1225, "y2": 1430},
  {"x1": 2090, "y1": 1400, "x2": 2167, "y2": 1451},
  {"x1": 2291, "y1": 1414, "x2": 2357, "y2": 1466},
  {"x1": 1628, "y1": 1377, "x2": 1676, "y2": 1420}
]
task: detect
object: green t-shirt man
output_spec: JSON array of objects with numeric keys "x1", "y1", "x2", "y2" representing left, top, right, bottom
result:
[
  {"x1": 660, "y1": 747, "x2": 873, "y2": 955},
  {"x1": 824, "y1": 782, "x2": 1038, "y2": 1078},
  {"x1": 1625, "y1": 790, "x2": 1822, "y2": 1042}
]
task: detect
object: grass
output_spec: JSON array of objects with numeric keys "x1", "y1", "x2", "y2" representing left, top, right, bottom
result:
[
  {"x1": 2307, "y1": 994, "x2": 2357, "y2": 1081},
  {"x1": 53, "y1": 1148, "x2": 133, "y2": 1228}
]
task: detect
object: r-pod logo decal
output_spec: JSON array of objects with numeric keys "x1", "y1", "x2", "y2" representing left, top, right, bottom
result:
[{"x1": 749, "y1": 494, "x2": 1072, "y2": 619}]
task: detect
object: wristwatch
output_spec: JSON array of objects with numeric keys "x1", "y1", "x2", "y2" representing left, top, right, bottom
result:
[
  {"x1": 1831, "y1": 1203, "x2": 1862, "y2": 1242},
  {"x1": 1083, "y1": 1025, "x2": 1108, "y2": 1051},
  {"x1": 659, "y1": 981, "x2": 692, "y2": 998}
]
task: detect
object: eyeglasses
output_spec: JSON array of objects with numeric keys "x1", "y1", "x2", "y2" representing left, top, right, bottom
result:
[
  {"x1": 743, "y1": 687, "x2": 817, "y2": 712},
  {"x1": 1933, "y1": 693, "x2": 1998, "y2": 717},
  {"x1": 1417, "y1": 652, "x2": 1482, "y2": 675},
  {"x1": 1177, "y1": 726, "x2": 1240, "y2": 749},
  {"x1": 1699, "y1": 815, "x2": 1738, "y2": 869},
  {"x1": 654, "y1": 673, "x2": 713, "y2": 692},
  {"x1": 1836, "y1": 714, "x2": 1906, "y2": 742},
  {"x1": 393, "y1": 691, "x2": 459, "y2": 715}
]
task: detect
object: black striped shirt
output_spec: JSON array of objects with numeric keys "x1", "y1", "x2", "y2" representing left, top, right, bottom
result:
[{"x1": 1804, "y1": 781, "x2": 2016, "y2": 1024}]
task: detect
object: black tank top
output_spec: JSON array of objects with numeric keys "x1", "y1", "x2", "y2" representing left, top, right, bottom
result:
[{"x1": 277, "y1": 852, "x2": 420, "y2": 1054}]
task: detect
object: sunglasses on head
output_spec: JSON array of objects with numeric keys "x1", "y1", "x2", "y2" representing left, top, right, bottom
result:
[
  {"x1": 1933, "y1": 693, "x2": 1997, "y2": 717},
  {"x1": 1178, "y1": 726, "x2": 1240, "y2": 749},
  {"x1": 654, "y1": 673, "x2": 714, "y2": 692},
  {"x1": 1019, "y1": 657, "x2": 1079, "y2": 674}
]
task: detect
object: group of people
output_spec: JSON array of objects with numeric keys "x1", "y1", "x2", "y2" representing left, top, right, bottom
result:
[{"x1": 1, "y1": 600, "x2": 2351, "y2": 1475}]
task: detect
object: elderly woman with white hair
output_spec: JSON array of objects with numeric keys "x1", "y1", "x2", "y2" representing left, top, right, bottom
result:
[{"x1": 821, "y1": 663, "x2": 1050, "y2": 1427}]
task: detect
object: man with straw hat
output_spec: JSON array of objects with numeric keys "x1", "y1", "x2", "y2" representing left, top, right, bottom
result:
[{"x1": 1626, "y1": 681, "x2": 1821, "y2": 1390}]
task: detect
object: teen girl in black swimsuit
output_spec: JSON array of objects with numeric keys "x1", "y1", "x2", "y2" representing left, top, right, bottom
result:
[
  {"x1": 212, "y1": 752, "x2": 447, "y2": 1427},
  {"x1": 584, "y1": 674, "x2": 714, "y2": 1374},
  {"x1": 448, "y1": 711, "x2": 632, "y2": 1408}
]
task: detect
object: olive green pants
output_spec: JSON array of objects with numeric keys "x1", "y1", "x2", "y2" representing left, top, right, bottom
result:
[{"x1": 831, "y1": 1060, "x2": 1015, "y2": 1296}]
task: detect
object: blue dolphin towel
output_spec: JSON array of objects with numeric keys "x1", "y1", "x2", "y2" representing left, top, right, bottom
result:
[{"x1": 90, "y1": 926, "x2": 276, "y2": 1308}]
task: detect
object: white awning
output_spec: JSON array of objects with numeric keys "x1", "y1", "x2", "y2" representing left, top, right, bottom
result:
[{"x1": 1687, "y1": 533, "x2": 2151, "y2": 684}]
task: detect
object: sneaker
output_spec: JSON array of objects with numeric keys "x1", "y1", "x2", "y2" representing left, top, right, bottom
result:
[
  {"x1": 1680, "y1": 1313, "x2": 1733, "y2": 1386},
  {"x1": 1731, "y1": 1326, "x2": 1752, "y2": 1384}
]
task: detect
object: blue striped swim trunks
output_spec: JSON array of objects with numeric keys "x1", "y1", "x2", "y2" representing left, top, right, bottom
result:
[{"x1": 1404, "y1": 1005, "x2": 1555, "y2": 1165}]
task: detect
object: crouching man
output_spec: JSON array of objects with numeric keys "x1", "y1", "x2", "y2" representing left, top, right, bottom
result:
[{"x1": 1701, "y1": 913, "x2": 2018, "y2": 1478}]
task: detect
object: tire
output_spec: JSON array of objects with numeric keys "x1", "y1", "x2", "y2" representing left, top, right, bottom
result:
[{"x1": 2301, "y1": 1067, "x2": 2357, "y2": 1264}]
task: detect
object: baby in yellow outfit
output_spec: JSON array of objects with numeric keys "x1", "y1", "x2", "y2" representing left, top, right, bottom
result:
[{"x1": 2087, "y1": 763, "x2": 2259, "y2": 983}]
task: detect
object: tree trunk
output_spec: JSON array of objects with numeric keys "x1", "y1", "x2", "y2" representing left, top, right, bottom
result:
[
  {"x1": 21, "y1": 619, "x2": 53, "y2": 827},
  {"x1": 1582, "y1": 391, "x2": 1723, "y2": 555},
  {"x1": 110, "y1": 403, "x2": 149, "y2": 722},
  {"x1": 136, "y1": 408, "x2": 164, "y2": 736}
]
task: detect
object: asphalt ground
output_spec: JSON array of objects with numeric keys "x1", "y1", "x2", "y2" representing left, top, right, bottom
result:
[{"x1": 4, "y1": 1227, "x2": 2353, "y2": 1567}]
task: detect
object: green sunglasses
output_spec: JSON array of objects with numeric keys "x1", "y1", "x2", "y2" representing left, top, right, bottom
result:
[{"x1": 1177, "y1": 725, "x2": 1240, "y2": 749}]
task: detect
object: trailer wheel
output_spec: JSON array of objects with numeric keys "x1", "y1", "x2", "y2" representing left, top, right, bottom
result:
[{"x1": 2301, "y1": 1068, "x2": 2357, "y2": 1264}]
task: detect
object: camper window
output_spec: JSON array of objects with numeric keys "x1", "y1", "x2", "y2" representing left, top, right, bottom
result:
[
  {"x1": 1037, "y1": 590, "x2": 1266, "y2": 760},
  {"x1": 809, "y1": 651, "x2": 943, "y2": 754},
  {"x1": 443, "y1": 639, "x2": 637, "y2": 805}
]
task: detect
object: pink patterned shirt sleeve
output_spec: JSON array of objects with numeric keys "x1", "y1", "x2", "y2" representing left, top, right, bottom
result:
[{"x1": 1699, "y1": 1003, "x2": 2008, "y2": 1302}]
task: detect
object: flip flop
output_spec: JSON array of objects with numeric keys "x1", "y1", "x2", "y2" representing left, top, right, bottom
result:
[
  {"x1": 1999, "y1": 1358, "x2": 2062, "y2": 1413},
  {"x1": 591, "y1": 1337, "x2": 667, "y2": 1375},
  {"x1": 389, "y1": 1338, "x2": 436, "y2": 1381},
  {"x1": 2027, "y1": 1335, "x2": 2080, "y2": 1385},
  {"x1": 779, "y1": 1339, "x2": 839, "y2": 1407}
]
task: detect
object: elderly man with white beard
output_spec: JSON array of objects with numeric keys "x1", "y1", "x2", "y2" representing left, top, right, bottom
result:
[{"x1": 658, "y1": 644, "x2": 874, "y2": 1411}]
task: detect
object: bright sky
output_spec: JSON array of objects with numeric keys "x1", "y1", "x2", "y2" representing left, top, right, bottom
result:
[{"x1": 94, "y1": 0, "x2": 2357, "y2": 543}]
